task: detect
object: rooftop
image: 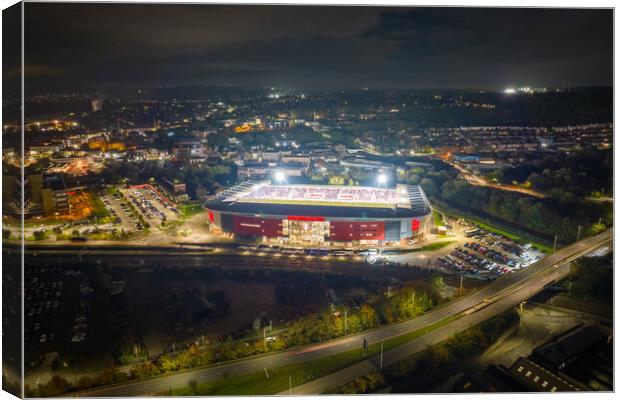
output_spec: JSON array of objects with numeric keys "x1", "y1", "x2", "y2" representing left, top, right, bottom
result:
[
  {"x1": 206, "y1": 181, "x2": 430, "y2": 218},
  {"x1": 223, "y1": 181, "x2": 412, "y2": 209}
]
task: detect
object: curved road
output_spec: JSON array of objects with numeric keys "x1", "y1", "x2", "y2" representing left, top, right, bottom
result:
[{"x1": 71, "y1": 230, "x2": 612, "y2": 396}]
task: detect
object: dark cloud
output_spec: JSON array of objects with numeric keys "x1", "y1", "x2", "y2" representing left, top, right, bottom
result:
[{"x1": 24, "y1": 4, "x2": 612, "y2": 90}]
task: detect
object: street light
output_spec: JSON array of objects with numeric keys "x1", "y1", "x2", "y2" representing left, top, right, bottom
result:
[
  {"x1": 274, "y1": 170, "x2": 286, "y2": 184},
  {"x1": 377, "y1": 173, "x2": 388, "y2": 187}
]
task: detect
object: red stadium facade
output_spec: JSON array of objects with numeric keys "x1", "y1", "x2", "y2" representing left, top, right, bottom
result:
[{"x1": 205, "y1": 182, "x2": 431, "y2": 245}]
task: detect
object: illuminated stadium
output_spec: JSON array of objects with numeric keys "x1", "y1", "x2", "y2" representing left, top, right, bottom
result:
[{"x1": 205, "y1": 180, "x2": 431, "y2": 245}]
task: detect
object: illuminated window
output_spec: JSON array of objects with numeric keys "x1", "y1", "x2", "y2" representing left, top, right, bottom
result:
[
  {"x1": 551, "y1": 387, "x2": 557, "y2": 392},
  {"x1": 525, "y1": 371, "x2": 532, "y2": 377},
  {"x1": 542, "y1": 382, "x2": 548, "y2": 388}
]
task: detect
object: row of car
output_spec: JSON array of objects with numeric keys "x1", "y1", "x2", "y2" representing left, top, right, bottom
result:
[
  {"x1": 464, "y1": 242, "x2": 511, "y2": 265},
  {"x1": 144, "y1": 185, "x2": 179, "y2": 214},
  {"x1": 437, "y1": 256, "x2": 478, "y2": 274},
  {"x1": 440, "y1": 246, "x2": 516, "y2": 276},
  {"x1": 112, "y1": 194, "x2": 146, "y2": 231},
  {"x1": 71, "y1": 281, "x2": 93, "y2": 344},
  {"x1": 130, "y1": 189, "x2": 166, "y2": 221},
  {"x1": 478, "y1": 234, "x2": 522, "y2": 256},
  {"x1": 109, "y1": 193, "x2": 145, "y2": 231},
  {"x1": 102, "y1": 198, "x2": 124, "y2": 226},
  {"x1": 25, "y1": 268, "x2": 68, "y2": 346}
]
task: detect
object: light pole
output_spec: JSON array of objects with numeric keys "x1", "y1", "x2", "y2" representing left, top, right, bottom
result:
[
  {"x1": 289, "y1": 375, "x2": 292, "y2": 395},
  {"x1": 344, "y1": 310, "x2": 348, "y2": 336},
  {"x1": 377, "y1": 173, "x2": 388, "y2": 188},
  {"x1": 552, "y1": 235, "x2": 558, "y2": 253},
  {"x1": 576, "y1": 225, "x2": 582, "y2": 241},
  {"x1": 459, "y1": 275, "x2": 463, "y2": 297},
  {"x1": 263, "y1": 326, "x2": 267, "y2": 352}
]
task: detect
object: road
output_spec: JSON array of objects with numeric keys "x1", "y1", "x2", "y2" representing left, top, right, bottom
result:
[
  {"x1": 69, "y1": 230, "x2": 612, "y2": 396},
  {"x1": 284, "y1": 230, "x2": 612, "y2": 394},
  {"x1": 20, "y1": 249, "x2": 477, "y2": 289},
  {"x1": 441, "y1": 158, "x2": 547, "y2": 198}
]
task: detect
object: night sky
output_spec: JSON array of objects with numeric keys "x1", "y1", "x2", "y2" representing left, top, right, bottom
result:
[{"x1": 23, "y1": 4, "x2": 613, "y2": 90}]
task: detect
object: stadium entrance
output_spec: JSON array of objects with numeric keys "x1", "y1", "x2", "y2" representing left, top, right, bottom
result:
[{"x1": 283, "y1": 216, "x2": 330, "y2": 244}]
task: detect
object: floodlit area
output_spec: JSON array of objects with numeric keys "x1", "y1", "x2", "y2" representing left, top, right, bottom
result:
[
  {"x1": 227, "y1": 182, "x2": 411, "y2": 208},
  {"x1": 123, "y1": 184, "x2": 180, "y2": 224},
  {"x1": 436, "y1": 230, "x2": 544, "y2": 278},
  {"x1": 46, "y1": 157, "x2": 105, "y2": 176}
]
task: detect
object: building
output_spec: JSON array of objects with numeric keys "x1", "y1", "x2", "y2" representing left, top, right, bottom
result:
[
  {"x1": 29, "y1": 144, "x2": 60, "y2": 158},
  {"x1": 159, "y1": 177, "x2": 186, "y2": 195},
  {"x1": 2, "y1": 174, "x2": 69, "y2": 216},
  {"x1": 451, "y1": 153, "x2": 481, "y2": 163},
  {"x1": 41, "y1": 174, "x2": 70, "y2": 215},
  {"x1": 454, "y1": 323, "x2": 612, "y2": 393},
  {"x1": 205, "y1": 181, "x2": 431, "y2": 245},
  {"x1": 172, "y1": 139, "x2": 205, "y2": 164},
  {"x1": 340, "y1": 156, "x2": 393, "y2": 171},
  {"x1": 91, "y1": 98, "x2": 103, "y2": 112},
  {"x1": 237, "y1": 162, "x2": 273, "y2": 180}
]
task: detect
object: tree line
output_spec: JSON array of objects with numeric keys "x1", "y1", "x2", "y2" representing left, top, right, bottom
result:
[{"x1": 27, "y1": 279, "x2": 447, "y2": 396}]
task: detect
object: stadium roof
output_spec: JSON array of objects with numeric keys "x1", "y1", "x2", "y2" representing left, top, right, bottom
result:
[{"x1": 206, "y1": 181, "x2": 430, "y2": 219}]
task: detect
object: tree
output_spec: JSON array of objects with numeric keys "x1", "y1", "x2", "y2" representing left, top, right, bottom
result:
[
  {"x1": 216, "y1": 337, "x2": 235, "y2": 361},
  {"x1": 345, "y1": 313, "x2": 362, "y2": 333},
  {"x1": 419, "y1": 178, "x2": 438, "y2": 197},
  {"x1": 586, "y1": 222, "x2": 606, "y2": 236},
  {"x1": 359, "y1": 304, "x2": 378, "y2": 329},
  {"x1": 130, "y1": 361, "x2": 161, "y2": 379},
  {"x1": 430, "y1": 274, "x2": 444, "y2": 290},
  {"x1": 159, "y1": 355, "x2": 180, "y2": 372}
]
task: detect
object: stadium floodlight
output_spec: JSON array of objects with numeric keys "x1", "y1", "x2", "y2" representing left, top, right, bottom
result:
[
  {"x1": 274, "y1": 170, "x2": 287, "y2": 183},
  {"x1": 377, "y1": 173, "x2": 388, "y2": 186}
]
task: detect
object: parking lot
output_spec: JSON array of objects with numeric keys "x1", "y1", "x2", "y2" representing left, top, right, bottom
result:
[
  {"x1": 121, "y1": 185, "x2": 180, "y2": 228},
  {"x1": 24, "y1": 265, "x2": 91, "y2": 360},
  {"x1": 101, "y1": 193, "x2": 140, "y2": 233},
  {"x1": 436, "y1": 228, "x2": 543, "y2": 277}
]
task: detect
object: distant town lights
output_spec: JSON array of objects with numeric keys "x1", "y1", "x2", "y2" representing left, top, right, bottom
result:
[{"x1": 504, "y1": 88, "x2": 516, "y2": 95}]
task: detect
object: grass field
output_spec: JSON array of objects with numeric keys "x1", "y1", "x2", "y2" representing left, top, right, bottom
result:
[
  {"x1": 471, "y1": 220, "x2": 551, "y2": 253},
  {"x1": 89, "y1": 194, "x2": 110, "y2": 218},
  {"x1": 436, "y1": 205, "x2": 552, "y2": 253},
  {"x1": 168, "y1": 347, "x2": 369, "y2": 396},
  {"x1": 415, "y1": 241, "x2": 455, "y2": 252},
  {"x1": 238, "y1": 198, "x2": 394, "y2": 209},
  {"x1": 21, "y1": 219, "x2": 63, "y2": 228},
  {"x1": 179, "y1": 203, "x2": 205, "y2": 218},
  {"x1": 432, "y1": 209, "x2": 444, "y2": 227}
]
